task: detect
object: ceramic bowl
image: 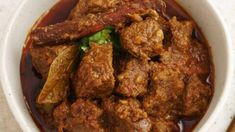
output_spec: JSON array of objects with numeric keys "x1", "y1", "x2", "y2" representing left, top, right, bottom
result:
[{"x1": 0, "y1": 0, "x2": 233, "y2": 131}]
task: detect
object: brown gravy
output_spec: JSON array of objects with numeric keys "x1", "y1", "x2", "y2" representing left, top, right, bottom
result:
[{"x1": 20, "y1": 0, "x2": 213, "y2": 131}]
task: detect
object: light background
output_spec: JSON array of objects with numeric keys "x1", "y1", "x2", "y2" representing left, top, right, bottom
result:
[{"x1": 0, "y1": 0, "x2": 234, "y2": 131}]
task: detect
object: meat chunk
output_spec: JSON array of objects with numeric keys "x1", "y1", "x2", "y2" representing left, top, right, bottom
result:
[
  {"x1": 53, "y1": 102, "x2": 70, "y2": 132},
  {"x1": 143, "y1": 64, "x2": 185, "y2": 118},
  {"x1": 161, "y1": 43, "x2": 210, "y2": 76},
  {"x1": 169, "y1": 17, "x2": 193, "y2": 53},
  {"x1": 121, "y1": 18, "x2": 164, "y2": 60},
  {"x1": 53, "y1": 99, "x2": 104, "y2": 132},
  {"x1": 116, "y1": 58, "x2": 150, "y2": 97},
  {"x1": 160, "y1": 48, "x2": 188, "y2": 75},
  {"x1": 186, "y1": 40, "x2": 211, "y2": 75},
  {"x1": 183, "y1": 74, "x2": 212, "y2": 117},
  {"x1": 69, "y1": 0, "x2": 122, "y2": 19},
  {"x1": 103, "y1": 97, "x2": 152, "y2": 132},
  {"x1": 151, "y1": 120, "x2": 179, "y2": 132},
  {"x1": 30, "y1": 44, "x2": 69, "y2": 80},
  {"x1": 161, "y1": 18, "x2": 210, "y2": 75},
  {"x1": 31, "y1": 0, "x2": 162, "y2": 45},
  {"x1": 160, "y1": 17, "x2": 193, "y2": 68},
  {"x1": 67, "y1": 99, "x2": 104, "y2": 132},
  {"x1": 73, "y1": 43, "x2": 115, "y2": 98}
]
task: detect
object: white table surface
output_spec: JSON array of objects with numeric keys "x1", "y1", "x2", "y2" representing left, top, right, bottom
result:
[{"x1": 0, "y1": 0, "x2": 234, "y2": 132}]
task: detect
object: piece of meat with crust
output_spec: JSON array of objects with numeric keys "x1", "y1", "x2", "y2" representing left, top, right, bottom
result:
[
  {"x1": 151, "y1": 120, "x2": 179, "y2": 132},
  {"x1": 161, "y1": 17, "x2": 210, "y2": 75},
  {"x1": 116, "y1": 58, "x2": 150, "y2": 97},
  {"x1": 53, "y1": 102, "x2": 70, "y2": 132},
  {"x1": 183, "y1": 74, "x2": 212, "y2": 117},
  {"x1": 143, "y1": 63, "x2": 185, "y2": 119},
  {"x1": 67, "y1": 99, "x2": 104, "y2": 132},
  {"x1": 73, "y1": 43, "x2": 115, "y2": 98},
  {"x1": 169, "y1": 17, "x2": 194, "y2": 53},
  {"x1": 69, "y1": 0, "x2": 123, "y2": 19},
  {"x1": 103, "y1": 97, "x2": 152, "y2": 132},
  {"x1": 53, "y1": 99, "x2": 104, "y2": 132},
  {"x1": 186, "y1": 40, "x2": 211, "y2": 75},
  {"x1": 30, "y1": 44, "x2": 69, "y2": 80},
  {"x1": 161, "y1": 41, "x2": 210, "y2": 76},
  {"x1": 31, "y1": 0, "x2": 164, "y2": 45},
  {"x1": 120, "y1": 18, "x2": 164, "y2": 60}
]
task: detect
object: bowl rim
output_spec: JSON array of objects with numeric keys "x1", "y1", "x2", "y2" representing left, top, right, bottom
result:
[
  {"x1": 193, "y1": 0, "x2": 234, "y2": 131},
  {"x1": 0, "y1": 0, "x2": 234, "y2": 131},
  {"x1": 0, "y1": 0, "x2": 37, "y2": 131}
]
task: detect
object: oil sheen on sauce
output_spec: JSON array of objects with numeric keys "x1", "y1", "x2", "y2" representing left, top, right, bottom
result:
[{"x1": 20, "y1": 0, "x2": 213, "y2": 131}]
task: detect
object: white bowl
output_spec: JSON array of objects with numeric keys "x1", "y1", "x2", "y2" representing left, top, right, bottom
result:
[{"x1": 0, "y1": 0, "x2": 233, "y2": 132}]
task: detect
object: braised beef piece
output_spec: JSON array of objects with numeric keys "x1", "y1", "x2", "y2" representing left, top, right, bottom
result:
[
  {"x1": 30, "y1": 44, "x2": 69, "y2": 80},
  {"x1": 53, "y1": 102, "x2": 70, "y2": 132},
  {"x1": 183, "y1": 74, "x2": 212, "y2": 117},
  {"x1": 67, "y1": 99, "x2": 104, "y2": 132},
  {"x1": 116, "y1": 58, "x2": 150, "y2": 97},
  {"x1": 53, "y1": 99, "x2": 104, "y2": 132},
  {"x1": 69, "y1": 0, "x2": 123, "y2": 19},
  {"x1": 161, "y1": 17, "x2": 210, "y2": 75},
  {"x1": 31, "y1": 0, "x2": 164, "y2": 45},
  {"x1": 185, "y1": 40, "x2": 211, "y2": 75},
  {"x1": 120, "y1": 18, "x2": 164, "y2": 60},
  {"x1": 103, "y1": 97, "x2": 152, "y2": 132},
  {"x1": 73, "y1": 43, "x2": 115, "y2": 98},
  {"x1": 151, "y1": 120, "x2": 179, "y2": 132},
  {"x1": 170, "y1": 17, "x2": 194, "y2": 53},
  {"x1": 160, "y1": 17, "x2": 194, "y2": 72},
  {"x1": 143, "y1": 63, "x2": 185, "y2": 119}
]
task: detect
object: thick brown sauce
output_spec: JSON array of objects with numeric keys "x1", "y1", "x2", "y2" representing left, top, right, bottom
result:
[{"x1": 20, "y1": 0, "x2": 213, "y2": 131}]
